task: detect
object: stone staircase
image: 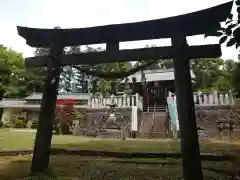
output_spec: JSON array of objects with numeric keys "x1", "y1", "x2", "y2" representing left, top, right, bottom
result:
[{"x1": 140, "y1": 105, "x2": 168, "y2": 138}]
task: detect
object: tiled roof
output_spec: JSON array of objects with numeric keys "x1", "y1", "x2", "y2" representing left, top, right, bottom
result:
[
  {"x1": 0, "y1": 93, "x2": 92, "y2": 108},
  {"x1": 0, "y1": 99, "x2": 88, "y2": 108},
  {"x1": 122, "y1": 68, "x2": 195, "y2": 83},
  {"x1": 24, "y1": 93, "x2": 92, "y2": 100},
  {"x1": 0, "y1": 99, "x2": 26, "y2": 108}
]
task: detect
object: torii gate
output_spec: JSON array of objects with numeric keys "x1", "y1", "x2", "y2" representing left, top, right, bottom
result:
[{"x1": 17, "y1": 1, "x2": 233, "y2": 180}]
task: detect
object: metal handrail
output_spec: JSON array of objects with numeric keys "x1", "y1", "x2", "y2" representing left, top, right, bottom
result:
[{"x1": 151, "y1": 102, "x2": 156, "y2": 138}]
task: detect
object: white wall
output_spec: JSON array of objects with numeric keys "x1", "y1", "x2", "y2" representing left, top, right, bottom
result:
[{"x1": 131, "y1": 106, "x2": 138, "y2": 131}]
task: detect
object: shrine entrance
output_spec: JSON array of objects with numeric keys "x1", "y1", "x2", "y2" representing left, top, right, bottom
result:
[
  {"x1": 128, "y1": 69, "x2": 176, "y2": 109},
  {"x1": 145, "y1": 83, "x2": 167, "y2": 107}
]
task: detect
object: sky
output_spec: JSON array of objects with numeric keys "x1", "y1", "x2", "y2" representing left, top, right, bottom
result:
[{"x1": 0, "y1": 0, "x2": 239, "y2": 60}]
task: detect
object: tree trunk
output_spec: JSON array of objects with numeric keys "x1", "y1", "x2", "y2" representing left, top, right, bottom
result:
[
  {"x1": 31, "y1": 45, "x2": 63, "y2": 174},
  {"x1": 0, "y1": 90, "x2": 5, "y2": 123}
]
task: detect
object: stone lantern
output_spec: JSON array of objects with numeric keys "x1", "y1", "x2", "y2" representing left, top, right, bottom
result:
[
  {"x1": 106, "y1": 101, "x2": 117, "y2": 123},
  {"x1": 216, "y1": 119, "x2": 235, "y2": 141}
]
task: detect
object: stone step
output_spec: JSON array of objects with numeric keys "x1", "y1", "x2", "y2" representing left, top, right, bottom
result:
[
  {"x1": 140, "y1": 110, "x2": 168, "y2": 138},
  {"x1": 143, "y1": 107, "x2": 166, "y2": 112},
  {"x1": 143, "y1": 107, "x2": 166, "y2": 109},
  {"x1": 140, "y1": 132, "x2": 167, "y2": 138},
  {"x1": 141, "y1": 125, "x2": 166, "y2": 130}
]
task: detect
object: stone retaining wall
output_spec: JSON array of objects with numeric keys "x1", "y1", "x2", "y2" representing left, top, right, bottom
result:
[
  {"x1": 195, "y1": 106, "x2": 240, "y2": 139},
  {"x1": 73, "y1": 108, "x2": 141, "y2": 138},
  {"x1": 73, "y1": 106, "x2": 240, "y2": 139}
]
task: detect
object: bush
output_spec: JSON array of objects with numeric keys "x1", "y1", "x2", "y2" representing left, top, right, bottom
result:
[
  {"x1": 31, "y1": 120, "x2": 38, "y2": 129},
  {"x1": 14, "y1": 119, "x2": 25, "y2": 128}
]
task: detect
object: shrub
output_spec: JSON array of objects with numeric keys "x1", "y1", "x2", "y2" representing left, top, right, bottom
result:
[
  {"x1": 31, "y1": 120, "x2": 38, "y2": 129},
  {"x1": 14, "y1": 119, "x2": 25, "y2": 128}
]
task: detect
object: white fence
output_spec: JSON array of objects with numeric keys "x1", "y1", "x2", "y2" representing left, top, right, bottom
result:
[
  {"x1": 168, "y1": 91, "x2": 235, "y2": 106},
  {"x1": 90, "y1": 91, "x2": 235, "y2": 109},
  {"x1": 90, "y1": 93, "x2": 143, "y2": 109}
]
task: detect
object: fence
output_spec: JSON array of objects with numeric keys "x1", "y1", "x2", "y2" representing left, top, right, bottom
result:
[
  {"x1": 168, "y1": 91, "x2": 235, "y2": 106},
  {"x1": 90, "y1": 93, "x2": 143, "y2": 109}
]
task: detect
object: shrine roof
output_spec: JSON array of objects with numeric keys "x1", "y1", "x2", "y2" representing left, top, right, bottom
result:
[
  {"x1": 0, "y1": 93, "x2": 92, "y2": 108},
  {"x1": 0, "y1": 99, "x2": 26, "y2": 108},
  {"x1": 123, "y1": 68, "x2": 195, "y2": 83}
]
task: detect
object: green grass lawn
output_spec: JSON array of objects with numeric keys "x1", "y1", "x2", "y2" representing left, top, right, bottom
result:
[{"x1": 0, "y1": 129, "x2": 240, "y2": 179}]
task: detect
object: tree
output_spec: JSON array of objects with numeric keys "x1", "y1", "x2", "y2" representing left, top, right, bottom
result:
[
  {"x1": 0, "y1": 45, "x2": 41, "y2": 98},
  {"x1": 59, "y1": 65, "x2": 74, "y2": 93},
  {"x1": 34, "y1": 46, "x2": 71, "y2": 93},
  {"x1": 55, "y1": 99, "x2": 76, "y2": 134},
  {"x1": 73, "y1": 46, "x2": 132, "y2": 95},
  {"x1": 214, "y1": 59, "x2": 236, "y2": 91},
  {"x1": 159, "y1": 59, "x2": 173, "y2": 69},
  {"x1": 66, "y1": 46, "x2": 88, "y2": 93},
  {"x1": 0, "y1": 45, "x2": 46, "y2": 122},
  {"x1": 205, "y1": 1, "x2": 240, "y2": 48},
  {"x1": 26, "y1": 67, "x2": 47, "y2": 93},
  {"x1": 204, "y1": 1, "x2": 240, "y2": 95},
  {"x1": 191, "y1": 58, "x2": 223, "y2": 90},
  {"x1": 34, "y1": 48, "x2": 50, "y2": 56},
  {"x1": 190, "y1": 58, "x2": 236, "y2": 91}
]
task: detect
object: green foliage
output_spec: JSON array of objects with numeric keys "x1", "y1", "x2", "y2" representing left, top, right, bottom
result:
[
  {"x1": 0, "y1": 45, "x2": 44, "y2": 98},
  {"x1": 190, "y1": 58, "x2": 237, "y2": 92},
  {"x1": 65, "y1": 46, "x2": 132, "y2": 95},
  {"x1": 191, "y1": 58, "x2": 222, "y2": 90},
  {"x1": 35, "y1": 43, "x2": 132, "y2": 95},
  {"x1": 30, "y1": 120, "x2": 38, "y2": 129},
  {"x1": 232, "y1": 62, "x2": 240, "y2": 97},
  {"x1": 203, "y1": 1, "x2": 240, "y2": 95},
  {"x1": 73, "y1": 109, "x2": 87, "y2": 121},
  {"x1": 14, "y1": 119, "x2": 25, "y2": 128},
  {"x1": 204, "y1": 1, "x2": 240, "y2": 48},
  {"x1": 60, "y1": 65, "x2": 75, "y2": 93},
  {"x1": 136, "y1": 57, "x2": 236, "y2": 92}
]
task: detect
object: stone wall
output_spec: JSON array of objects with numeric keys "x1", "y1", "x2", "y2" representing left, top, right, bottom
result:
[
  {"x1": 73, "y1": 108, "x2": 141, "y2": 138},
  {"x1": 73, "y1": 106, "x2": 240, "y2": 139},
  {"x1": 195, "y1": 106, "x2": 240, "y2": 139}
]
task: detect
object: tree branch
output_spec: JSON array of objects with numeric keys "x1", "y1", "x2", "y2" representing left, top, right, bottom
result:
[{"x1": 73, "y1": 60, "x2": 157, "y2": 80}]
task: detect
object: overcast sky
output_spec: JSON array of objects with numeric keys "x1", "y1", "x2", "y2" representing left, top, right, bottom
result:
[{"x1": 0, "y1": 0, "x2": 238, "y2": 60}]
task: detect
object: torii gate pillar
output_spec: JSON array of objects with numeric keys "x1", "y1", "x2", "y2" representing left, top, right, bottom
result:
[
  {"x1": 31, "y1": 45, "x2": 63, "y2": 173},
  {"x1": 172, "y1": 35, "x2": 203, "y2": 180}
]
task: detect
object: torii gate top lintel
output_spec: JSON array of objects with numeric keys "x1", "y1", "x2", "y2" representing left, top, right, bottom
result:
[{"x1": 17, "y1": 1, "x2": 232, "y2": 48}]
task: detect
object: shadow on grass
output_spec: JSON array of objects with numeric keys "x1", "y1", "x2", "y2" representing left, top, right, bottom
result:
[
  {"x1": 110, "y1": 160, "x2": 233, "y2": 175},
  {"x1": 0, "y1": 155, "x2": 234, "y2": 180},
  {"x1": 51, "y1": 140, "x2": 240, "y2": 154},
  {"x1": 0, "y1": 139, "x2": 239, "y2": 179}
]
